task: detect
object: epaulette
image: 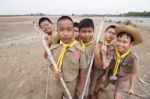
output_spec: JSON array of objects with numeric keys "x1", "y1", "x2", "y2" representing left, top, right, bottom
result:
[
  {"x1": 130, "y1": 52, "x2": 138, "y2": 59},
  {"x1": 50, "y1": 44, "x2": 60, "y2": 51},
  {"x1": 75, "y1": 43, "x2": 84, "y2": 53}
]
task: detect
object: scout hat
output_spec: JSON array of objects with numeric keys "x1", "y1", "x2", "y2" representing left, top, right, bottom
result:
[{"x1": 115, "y1": 25, "x2": 143, "y2": 45}]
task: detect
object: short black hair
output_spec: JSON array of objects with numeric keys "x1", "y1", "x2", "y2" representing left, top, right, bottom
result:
[
  {"x1": 117, "y1": 32, "x2": 134, "y2": 43},
  {"x1": 39, "y1": 17, "x2": 52, "y2": 28},
  {"x1": 79, "y1": 18, "x2": 94, "y2": 31},
  {"x1": 57, "y1": 16, "x2": 73, "y2": 26},
  {"x1": 73, "y1": 22, "x2": 79, "y2": 28},
  {"x1": 105, "y1": 25, "x2": 116, "y2": 32}
]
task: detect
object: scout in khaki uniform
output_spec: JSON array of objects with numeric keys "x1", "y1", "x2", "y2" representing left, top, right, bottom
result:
[
  {"x1": 94, "y1": 25, "x2": 143, "y2": 99},
  {"x1": 78, "y1": 18, "x2": 95, "y2": 98},
  {"x1": 49, "y1": 16, "x2": 87, "y2": 99},
  {"x1": 88, "y1": 25, "x2": 117, "y2": 99},
  {"x1": 79, "y1": 18, "x2": 95, "y2": 68},
  {"x1": 38, "y1": 17, "x2": 55, "y2": 59}
]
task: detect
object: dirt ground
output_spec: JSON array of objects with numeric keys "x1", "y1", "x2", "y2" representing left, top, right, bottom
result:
[{"x1": 0, "y1": 16, "x2": 149, "y2": 99}]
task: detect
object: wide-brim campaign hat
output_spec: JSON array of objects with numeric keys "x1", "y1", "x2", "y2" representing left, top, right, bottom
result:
[{"x1": 115, "y1": 25, "x2": 143, "y2": 45}]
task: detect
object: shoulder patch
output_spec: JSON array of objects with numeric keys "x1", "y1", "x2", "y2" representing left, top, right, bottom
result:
[
  {"x1": 125, "y1": 51, "x2": 138, "y2": 64},
  {"x1": 73, "y1": 50, "x2": 81, "y2": 58},
  {"x1": 131, "y1": 52, "x2": 138, "y2": 59}
]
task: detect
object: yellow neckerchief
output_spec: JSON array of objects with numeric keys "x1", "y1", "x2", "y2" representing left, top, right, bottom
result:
[
  {"x1": 113, "y1": 47, "x2": 131, "y2": 76},
  {"x1": 57, "y1": 40, "x2": 78, "y2": 69},
  {"x1": 81, "y1": 38, "x2": 94, "y2": 49},
  {"x1": 102, "y1": 39, "x2": 113, "y2": 46}
]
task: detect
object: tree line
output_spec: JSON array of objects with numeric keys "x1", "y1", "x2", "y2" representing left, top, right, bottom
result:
[{"x1": 125, "y1": 11, "x2": 150, "y2": 17}]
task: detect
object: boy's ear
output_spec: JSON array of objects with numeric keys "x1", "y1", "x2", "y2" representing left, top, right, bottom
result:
[
  {"x1": 131, "y1": 42, "x2": 134, "y2": 46},
  {"x1": 56, "y1": 29, "x2": 60, "y2": 35}
]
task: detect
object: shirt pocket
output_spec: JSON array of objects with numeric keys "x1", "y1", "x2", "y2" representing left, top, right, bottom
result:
[
  {"x1": 70, "y1": 56, "x2": 79, "y2": 65},
  {"x1": 121, "y1": 62, "x2": 131, "y2": 74},
  {"x1": 68, "y1": 53, "x2": 80, "y2": 70}
]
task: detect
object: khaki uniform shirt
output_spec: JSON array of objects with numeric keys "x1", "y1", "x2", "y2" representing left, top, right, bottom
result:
[
  {"x1": 109, "y1": 51, "x2": 138, "y2": 81},
  {"x1": 50, "y1": 43, "x2": 87, "y2": 82},
  {"x1": 84, "y1": 43, "x2": 94, "y2": 70}
]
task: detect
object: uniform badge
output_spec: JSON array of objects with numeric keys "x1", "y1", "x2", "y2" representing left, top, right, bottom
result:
[{"x1": 73, "y1": 50, "x2": 80, "y2": 57}]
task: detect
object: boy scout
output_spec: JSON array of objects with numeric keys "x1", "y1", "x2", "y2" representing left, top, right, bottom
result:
[
  {"x1": 89, "y1": 25, "x2": 117, "y2": 99},
  {"x1": 49, "y1": 16, "x2": 86, "y2": 99},
  {"x1": 38, "y1": 17, "x2": 54, "y2": 59},
  {"x1": 79, "y1": 18, "x2": 95, "y2": 67},
  {"x1": 78, "y1": 18, "x2": 95, "y2": 98},
  {"x1": 94, "y1": 25, "x2": 143, "y2": 99}
]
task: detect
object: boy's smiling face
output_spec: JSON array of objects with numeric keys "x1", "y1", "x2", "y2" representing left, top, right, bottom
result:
[
  {"x1": 57, "y1": 19, "x2": 74, "y2": 43},
  {"x1": 40, "y1": 20, "x2": 53, "y2": 35},
  {"x1": 104, "y1": 28, "x2": 116, "y2": 42},
  {"x1": 116, "y1": 34, "x2": 133, "y2": 54},
  {"x1": 80, "y1": 27, "x2": 93, "y2": 43}
]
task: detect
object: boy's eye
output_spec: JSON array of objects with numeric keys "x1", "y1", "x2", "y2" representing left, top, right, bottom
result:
[
  {"x1": 108, "y1": 30, "x2": 115, "y2": 35},
  {"x1": 81, "y1": 30, "x2": 86, "y2": 33},
  {"x1": 58, "y1": 28, "x2": 73, "y2": 32},
  {"x1": 88, "y1": 30, "x2": 92, "y2": 34},
  {"x1": 41, "y1": 23, "x2": 51, "y2": 28},
  {"x1": 67, "y1": 28, "x2": 73, "y2": 31},
  {"x1": 123, "y1": 41, "x2": 128, "y2": 44},
  {"x1": 81, "y1": 30, "x2": 93, "y2": 34}
]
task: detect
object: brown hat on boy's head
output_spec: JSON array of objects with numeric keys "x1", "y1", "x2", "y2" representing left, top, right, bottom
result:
[{"x1": 115, "y1": 25, "x2": 143, "y2": 45}]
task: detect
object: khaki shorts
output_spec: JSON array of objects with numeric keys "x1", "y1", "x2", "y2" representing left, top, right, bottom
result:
[{"x1": 49, "y1": 74, "x2": 77, "y2": 99}]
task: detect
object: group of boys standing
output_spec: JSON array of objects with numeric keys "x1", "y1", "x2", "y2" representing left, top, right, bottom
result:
[{"x1": 38, "y1": 15, "x2": 143, "y2": 99}]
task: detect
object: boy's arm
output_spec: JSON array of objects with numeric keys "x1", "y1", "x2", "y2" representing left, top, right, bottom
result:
[
  {"x1": 77, "y1": 49, "x2": 87, "y2": 95},
  {"x1": 43, "y1": 35, "x2": 52, "y2": 59},
  {"x1": 101, "y1": 44, "x2": 112, "y2": 69},
  {"x1": 129, "y1": 57, "x2": 138, "y2": 93},
  {"x1": 46, "y1": 36, "x2": 52, "y2": 47},
  {"x1": 129, "y1": 73, "x2": 136, "y2": 94},
  {"x1": 77, "y1": 69, "x2": 85, "y2": 95},
  {"x1": 93, "y1": 43, "x2": 103, "y2": 68},
  {"x1": 101, "y1": 52, "x2": 111, "y2": 69}
]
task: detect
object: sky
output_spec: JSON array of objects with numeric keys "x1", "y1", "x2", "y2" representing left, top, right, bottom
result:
[{"x1": 0, "y1": 0, "x2": 150, "y2": 15}]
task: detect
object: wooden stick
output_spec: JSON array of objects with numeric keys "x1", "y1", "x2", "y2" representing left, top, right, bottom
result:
[
  {"x1": 45, "y1": 64, "x2": 50, "y2": 99},
  {"x1": 123, "y1": 91, "x2": 149, "y2": 99}
]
